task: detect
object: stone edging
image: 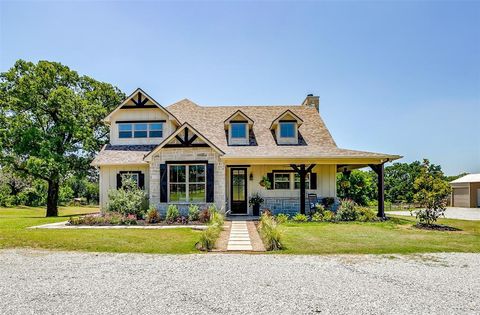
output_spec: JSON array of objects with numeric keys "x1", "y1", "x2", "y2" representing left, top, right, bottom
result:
[{"x1": 28, "y1": 221, "x2": 208, "y2": 230}]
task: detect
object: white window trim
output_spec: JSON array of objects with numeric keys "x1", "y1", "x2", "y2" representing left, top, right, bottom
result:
[
  {"x1": 167, "y1": 164, "x2": 206, "y2": 203},
  {"x1": 118, "y1": 122, "x2": 164, "y2": 139},
  {"x1": 294, "y1": 173, "x2": 310, "y2": 190},
  {"x1": 273, "y1": 172, "x2": 291, "y2": 190}
]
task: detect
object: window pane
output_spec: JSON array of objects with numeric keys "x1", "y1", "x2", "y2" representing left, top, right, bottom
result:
[
  {"x1": 294, "y1": 173, "x2": 310, "y2": 189},
  {"x1": 169, "y1": 184, "x2": 187, "y2": 202},
  {"x1": 231, "y1": 123, "x2": 247, "y2": 138},
  {"x1": 134, "y1": 123, "x2": 148, "y2": 138},
  {"x1": 149, "y1": 123, "x2": 163, "y2": 138},
  {"x1": 274, "y1": 173, "x2": 290, "y2": 189},
  {"x1": 232, "y1": 170, "x2": 246, "y2": 201},
  {"x1": 189, "y1": 165, "x2": 205, "y2": 183},
  {"x1": 189, "y1": 184, "x2": 206, "y2": 202},
  {"x1": 119, "y1": 124, "x2": 132, "y2": 138},
  {"x1": 169, "y1": 165, "x2": 186, "y2": 182},
  {"x1": 280, "y1": 122, "x2": 295, "y2": 138}
]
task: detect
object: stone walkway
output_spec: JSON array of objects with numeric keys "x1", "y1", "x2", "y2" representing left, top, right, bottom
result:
[{"x1": 227, "y1": 221, "x2": 253, "y2": 251}]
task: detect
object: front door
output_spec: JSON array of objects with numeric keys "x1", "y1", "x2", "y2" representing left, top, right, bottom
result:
[{"x1": 230, "y1": 168, "x2": 247, "y2": 214}]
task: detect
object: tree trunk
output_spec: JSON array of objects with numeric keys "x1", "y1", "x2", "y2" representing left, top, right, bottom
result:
[{"x1": 46, "y1": 180, "x2": 59, "y2": 217}]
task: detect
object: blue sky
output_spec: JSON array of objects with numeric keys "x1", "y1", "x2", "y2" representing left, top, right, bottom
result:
[{"x1": 1, "y1": 1, "x2": 479, "y2": 175}]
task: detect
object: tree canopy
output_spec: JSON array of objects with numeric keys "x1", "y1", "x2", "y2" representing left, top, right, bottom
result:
[{"x1": 0, "y1": 60, "x2": 124, "y2": 216}]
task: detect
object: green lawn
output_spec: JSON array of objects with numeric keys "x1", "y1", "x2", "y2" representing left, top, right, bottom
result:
[
  {"x1": 0, "y1": 206, "x2": 201, "y2": 254},
  {"x1": 279, "y1": 216, "x2": 480, "y2": 254}
]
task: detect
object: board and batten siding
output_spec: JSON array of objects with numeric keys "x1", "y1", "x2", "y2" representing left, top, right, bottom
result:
[
  {"x1": 99, "y1": 165, "x2": 150, "y2": 210},
  {"x1": 109, "y1": 108, "x2": 176, "y2": 146}
]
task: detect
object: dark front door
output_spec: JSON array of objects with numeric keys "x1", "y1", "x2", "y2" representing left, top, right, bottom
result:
[{"x1": 230, "y1": 168, "x2": 247, "y2": 214}]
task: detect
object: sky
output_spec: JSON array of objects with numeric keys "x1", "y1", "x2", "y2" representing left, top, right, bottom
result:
[{"x1": 0, "y1": 1, "x2": 479, "y2": 175}]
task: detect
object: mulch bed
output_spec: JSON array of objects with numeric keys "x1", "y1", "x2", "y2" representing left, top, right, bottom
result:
[{"x1": 414, "y1": 223, "x2": 461, "y2": 231}]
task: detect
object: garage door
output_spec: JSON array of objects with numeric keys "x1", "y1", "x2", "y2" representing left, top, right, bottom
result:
[{"x1": 453, "y1": 188, "x2": 469, "y2": 207}]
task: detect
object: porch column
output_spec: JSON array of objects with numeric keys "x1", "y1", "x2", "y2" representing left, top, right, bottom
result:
[
  {"x1": 290, "y1": 164, "x2": 316, "y2": 215},
  {"x1": 369, "y1": 163, "x2": 385, "y2": 218}
]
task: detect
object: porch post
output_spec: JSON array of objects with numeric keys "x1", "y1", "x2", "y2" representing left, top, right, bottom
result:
[
  {"x1": 369, "y1": 163, "x2": 385, "y2": 218},
  {"x1": 290, "y1": 164, "x2": 316, "y2": 215},
  {"x1": 299, "y1": 165, "x2": 306, "y2": 215}
]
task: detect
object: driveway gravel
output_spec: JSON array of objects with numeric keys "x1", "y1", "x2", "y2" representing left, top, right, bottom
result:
[
  {"x1": 389, "y1": 207, "x2": 480, "y2": 221},
  {"x1": 0, "y1": 250, "x2": 479, "y2": 314}
]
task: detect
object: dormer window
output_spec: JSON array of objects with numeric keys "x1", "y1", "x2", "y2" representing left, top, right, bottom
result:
[
  {"x1": 270, "y1": 110, "x2": 304, "y2": 145},
  {"x1": 279, "y1": 122, "x2": 296, "y2": 138},
  {"x1": 224, "y1": 110, "x2": 254, "y2": 146},
  {"x1": 231, "y1": 122, "x2": 247, "y2": 139}
]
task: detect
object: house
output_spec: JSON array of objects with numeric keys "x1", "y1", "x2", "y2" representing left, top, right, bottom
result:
[
  {"x1": 450, "y1": 174, "x2": 480, "y2": 208},
  {"x1": 91, "y1": 88, "x2": 401, "y2": 217}
]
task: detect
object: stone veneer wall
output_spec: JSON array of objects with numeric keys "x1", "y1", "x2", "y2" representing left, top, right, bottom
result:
[
  {"x1": 263, "y1": 197, "x2": 339, "y2": 215},
  {"x1": 149, "y1": 147, "x2": 226, "y2": 216}
]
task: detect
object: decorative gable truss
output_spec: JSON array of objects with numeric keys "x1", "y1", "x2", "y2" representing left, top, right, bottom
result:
[
  {"x1": 144, "y1": 123, "x2": 225, "y2": 162},
  {"x1": 104, "y1": 88, "x2": 180, "y2": 124}
]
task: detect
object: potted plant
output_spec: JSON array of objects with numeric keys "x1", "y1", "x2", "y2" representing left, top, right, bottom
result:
[
  {"x1": 249, "y1": 193, "x2": 264, "y2": 216},
  {"x1": 259, "y1": 175, "x2": 271, "y2": 189}
]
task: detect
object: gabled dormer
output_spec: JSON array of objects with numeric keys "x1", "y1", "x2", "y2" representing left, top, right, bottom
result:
[
  {"x1": 224, "y1": 110, "x2": 254, "y2": 146},
  {"x1": 104, "y1": 88, "x2": 180, "y2": 145},
  {"x1": 270, "y1": 109, "x2": 304, "y2": 145}
]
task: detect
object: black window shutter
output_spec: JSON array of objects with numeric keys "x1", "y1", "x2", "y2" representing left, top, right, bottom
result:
[
  {"x1": 139, "y1": 173, "x2": 145, "y2": 190},
  {"x1": 116, "y1": 173, "x2": 122, "y2": 189},
  {"x1": 206, "y1": 163, "x2": 214, "y2": 202},
  {"x1": 160, "y1": 164, "x2": 168, "y2": 202},
  {"x1": 310, "y1": 173, "x2": 317, "y2": 190},
  {"x1": 267, "y1": 173, "x2": 274, "y2": 190}
]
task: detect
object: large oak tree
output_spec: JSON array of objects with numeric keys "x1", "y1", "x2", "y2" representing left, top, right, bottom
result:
[{"x1": 0, "y1": 60, "x2": 124, "y2": 216}]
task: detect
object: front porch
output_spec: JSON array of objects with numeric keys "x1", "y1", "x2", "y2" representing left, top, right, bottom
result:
[{"x1": 224, "y1": 160, "x2": 387, "y2": 218}]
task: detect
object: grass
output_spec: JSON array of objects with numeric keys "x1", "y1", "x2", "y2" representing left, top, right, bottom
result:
[
  {"x1": 0, "y1": 206, "x2": 201, "y2": 254},
  {"x1": 278, "y1": 216, "x2": 480, "y2": 255}
]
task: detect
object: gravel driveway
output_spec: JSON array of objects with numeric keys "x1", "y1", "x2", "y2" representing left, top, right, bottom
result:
[
  {"x1": 0, "y1": 250, "x2": 479, "y2": 314},
  {"x1": 390, "y1": 207, "x2": 480, "y2": 221}
]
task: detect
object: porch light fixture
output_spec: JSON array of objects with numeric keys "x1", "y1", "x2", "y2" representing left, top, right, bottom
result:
[{"x1": 249, "y1": 173, "x2": 253, "y2": 181}]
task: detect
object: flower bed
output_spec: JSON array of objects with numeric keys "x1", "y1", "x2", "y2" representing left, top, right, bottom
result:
[{"x1": 68, "y1": 204, "x2": 211, "y2": 226}]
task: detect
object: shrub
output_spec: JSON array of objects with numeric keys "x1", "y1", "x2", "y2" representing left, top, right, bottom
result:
[
  {"x1": 166, "y1": 204, "x2": 180, "y2": 223},
  {"x1": 198, "y1": 225, "x2": 221, "y2": 251},
  {"x1": 275, "y1": 213, "x2": 289, "y2": 224},
  {"x1": 198, "y1": 208, "x2": 210, "y2": 223},
  {"x1": 262, "y1": 208, "x2": 273, "y2": 217},
  {"x1": 311, "y1": 212, "x2": 323, "y2": 222},
  {"x1": 291, "y1": 213, "x2": 308, "y2": 222},
  {"x1": 210, "y1": 210, "x2": 224, "y2": 227},
  {"x1": 315, "y1": 204, "x2": 325, "y2": 213},
  {"x1": 145, "y1": 207, "x2": 161, "y2": 224},
  {"x1": 323, "y1": 210, "x2": 335, "y2": 222},
  {"x1": 188, "y1": 204, "x2": 200, "y2": 221},
  {"x1": 258, "y1": 213, "x2": 283, "y2": 250},
  {"x1": 336, "y1": 199, "x2": 358, "y2": 221},
  {"x1": 107, "y1": 176, "x2": 148, "y2": 218},
  {"x1": 416, "y1": 208, "x2": 445, "y2": 226},
  {"x1": 357, "y1": 207, "x2": 377, "y2": 222}
]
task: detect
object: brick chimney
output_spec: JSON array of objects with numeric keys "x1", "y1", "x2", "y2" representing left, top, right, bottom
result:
[{"x1": 302, "y1": 94, "x2": 319, "y2": 111}]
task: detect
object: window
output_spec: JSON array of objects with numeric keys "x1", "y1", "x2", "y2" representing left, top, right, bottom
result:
[
  {"x1": 119, "y1": 122, "x2": 164, "y2": 139},
  {"x1": 280, "y1": 122, "x2": 295, "y2": 138},
  {"x1": 119, "y1": 124, "x2": 132, "y2": 138},
  {"x1": 274, "y1": 173, "x2": 290, "y2": 190},
  {"x1": 231, "y1": 123, "x2": 247, "y2": 139},
  {"x1": 123, "y1": 172, "x2": 139, "y2": 186},
  {"x1": 149, "y1": 123, "x2": 163, "y2": 138},
  {"x1": 134, "y1": 123, "x2": 148, "y2": 138},
  {"x1": 294, "y1": 173, "x2": 310, "y2": 189},
  {"x1": 169, "y1": 164, "x2": 206, "y2": 202}
]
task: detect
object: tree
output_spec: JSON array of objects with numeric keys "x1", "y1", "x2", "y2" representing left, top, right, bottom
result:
[
  {"x1": 0, "y1": 60, "x2": 124, "y2": 216},
  {"x1": 413, "y1": 159, "x2": 451, "y2": 226},
  {"x1": 336, "y1": 170, "x2": 376, "y2": 206}
]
